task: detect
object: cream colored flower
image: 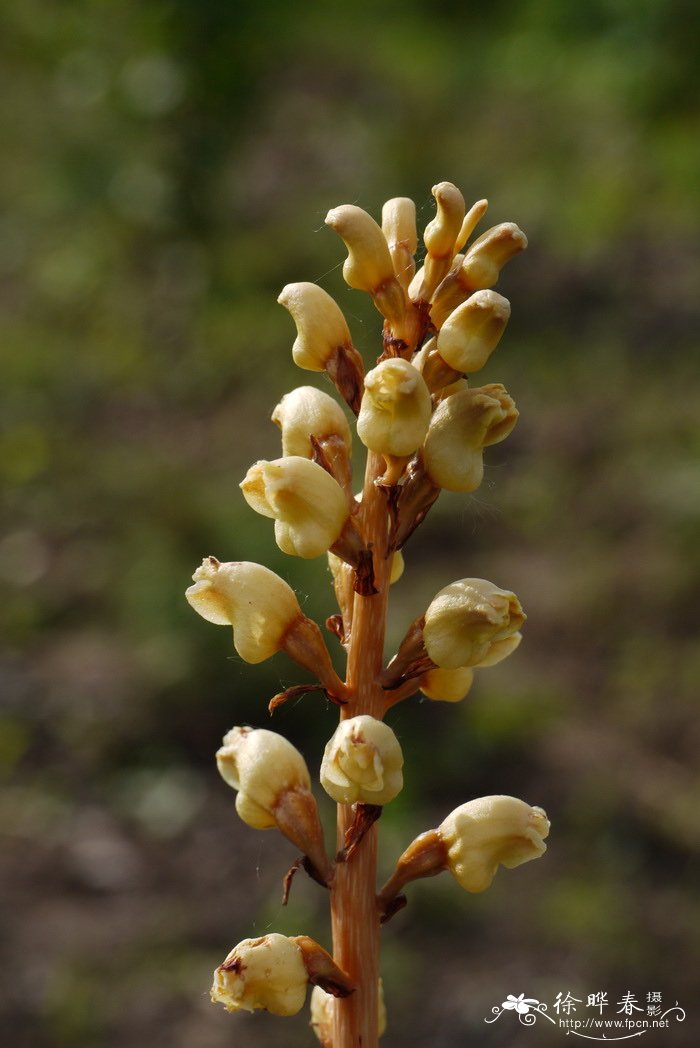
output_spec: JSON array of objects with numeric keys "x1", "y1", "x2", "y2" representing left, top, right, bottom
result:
[
  {"x1": 278, "y1": 282, "x2": 353, "y2": 372},
  {"x1": 186, "y1": 557, "x2": 301, "y2": 664},
  {"x1": 423, "y1": 578, "x2": 525, "y2": 669},
  {"x1": 423, "y1": 384, "x2": 518, "y2": 492},
  {"x1": 272, "y1": 386, "x2": 351, "y2": 458},
  {"x1": 437, "y1": 290, "x2": 511, "y2": 373},
  {"x1": 216, "y1": 726, "x2": 311, "y2": 829},
  {"x1": 216, "y1": 727, "x2": 333, "y2": 884},
  {"x1": 357, "y1": 358, "x2": 432, "y2": 457},
  {"x1": 320, "y1": 715, "x2": 404, "y2": 805},
  {"x1": 211, "y1": 934, "x2": 308, "y2": 1015},
  {"x1": 439, "y1": 795, "x2": 550, "y2": 892},
  {"x1": 241, "y1": 457, "x2": 349, "y2": 559}
]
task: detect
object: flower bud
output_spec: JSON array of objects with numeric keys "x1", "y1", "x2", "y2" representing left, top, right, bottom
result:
[
  {"x1": 423, "y1": 578, "x2": 525, "y2": 669},
  {"x1": 186, "y1": 557, "x2": 302, "y2": 664},
  {"x1": 217, "y1": 726, "x2": 310, "y2": 823},
  {"x1": 461, "y1": 222, "x2": 528, "y2": 291},
  {"x1": 320, "y1": 715, "x2": 404, "y2": 806},
  {"x1": 272, "y1": 386, "x2": 351, "y2": 458},
  {"x1": 325, "y1": 204, "x2": 406, "y2": 327},
  {"x1": 325, "y1": 204, "x2": 396, "y2": 296},
  {"x1": 454, "y1": 197, "x2": 489, "y2": 252},
  {"x1": 211, "y1": 933, "x2": 308, "y2": 1015},
  {"x1": 439, "y1": 795, "x2": 550, "y2": 892},
  {"x1": 357, "y1": 359, "x2": 432, "y2": 457},
  {"x1": 437, "y1": 290, "x2": 511, "y2": 373},
  {"x1": 217, "y1": 727, "x2": 332, "y2": 882},
  {"x1": 424, "y1": 182, "x2": 465, "y2": 256},
  {"x1": 241, "y1": 457, "x2": 349, "y2": 559},
  {"x1": 311, "y1": 980, "x2": 387, "y2": 1044},
  {"x1": 415, "y1": 182, "x2": 465, "y2": 301},
  {"x1": 382, "y1": 197, "x2": 417, "y2": 290},
  {"x1": 423, "y1": 384, "x2": 518, "y2": 492},
  {"x1": 419, "y1": 666, "x2": 474, "y2": 702},
  {"x1": 278, "y1": 282, "x2": 353, "y2": 372}
]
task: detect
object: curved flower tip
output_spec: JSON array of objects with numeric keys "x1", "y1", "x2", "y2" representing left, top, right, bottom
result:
[
  {"x1": 278, "y1": 282, "x2": 352, "y2": 372},
  {"x1": 439, "y1": 795, "x2": 550, "y2": 893},
  {"x1": 424, "y1": 181, "x2": 465, "y2": 259},
  {"x1": 320, "y1": 714, "x2": 404, "y2": 806},
  {"x1": 211, "y1": 934, "x2": 308, "y2": 1016},
  {"x1": 325, "y1": 204, "x2": 395, "y2": 295},
  {"x1": 185, "y1": 558, "x2": 302, "y2": 664}
]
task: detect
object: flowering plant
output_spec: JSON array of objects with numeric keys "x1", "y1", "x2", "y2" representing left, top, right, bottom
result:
[{"x1": 187, "y1": 182, "x2": 549, "y2": 1047}]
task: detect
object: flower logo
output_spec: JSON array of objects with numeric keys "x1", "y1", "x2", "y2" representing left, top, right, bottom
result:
[{"x1": 501, "y1": 993, "x2": 540, "y2": 1015}]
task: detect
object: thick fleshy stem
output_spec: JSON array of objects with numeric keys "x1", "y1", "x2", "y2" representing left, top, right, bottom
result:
[{"x1": 331, "y1": 450, "x2": 391, "y2": 1048}]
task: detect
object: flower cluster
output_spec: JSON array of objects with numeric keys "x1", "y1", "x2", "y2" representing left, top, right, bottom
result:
[{"x1": 186, "y1": 182, "x2": 548, "y2": 1045}]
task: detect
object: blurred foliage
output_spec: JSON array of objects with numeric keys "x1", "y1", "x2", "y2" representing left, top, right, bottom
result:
[{"x1": 1, "y1": 0, "x2": 699, "y2": 1046}]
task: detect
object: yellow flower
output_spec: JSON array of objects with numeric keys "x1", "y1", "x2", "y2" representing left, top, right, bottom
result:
[
  {"x1": 186, "y1": 558, "x2": 301, "y2": 664},
  {"x1": 216, "y1": 727, "x2": 332, "y2": 883},
  {"x1": 423, "y1": 384, "x2": 518, "y2": 492},
  {"x1": 437, "y1": 290, "x2": 511, "y2": 373},
  {"x1": 423, "y1": 578, "x2": 525, "y2": 669},
  {"x1": 325, "y1": 203, "x2": 406, "y2": 326},
  {"x1": 357, "y1": 359, "x2": 432, "y2": 457},
  {"x1": 272, "y1": 386, "x2": 351, "y2": 458},
  {"x1": 211, "y1": 934, "x2": 308, "y2": 1016},
  {"x1": 325, "y1": 204, "x2": 396, "y2": 296},
  {"x1": 216, "y1": 726, "x2": 311, "y2": 829},
  {"x1": 278, "y1": 282, "x2": 353, "y2": 372},
  {"x1": 439, "y1": 796, "x2": 550, "y2": 892},
  {"x1": 240, "y1": 457, "x2": 349, "y2": 559},
  {"x1": 320, "y1": 715, "x2": 404, "y2": 806}
]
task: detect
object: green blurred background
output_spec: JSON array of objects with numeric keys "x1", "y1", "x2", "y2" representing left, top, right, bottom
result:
[{"x1": 2, "y1": 1, "x2": 699, "y2": 1046}]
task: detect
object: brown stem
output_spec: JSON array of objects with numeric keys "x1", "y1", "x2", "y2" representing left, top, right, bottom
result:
[
  {"x1": 331, "y1": 450, "x2": 391, "y2": 1048},
  {"x1": 376, "y1": 828, "x2": 448, "y2": 922}
]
